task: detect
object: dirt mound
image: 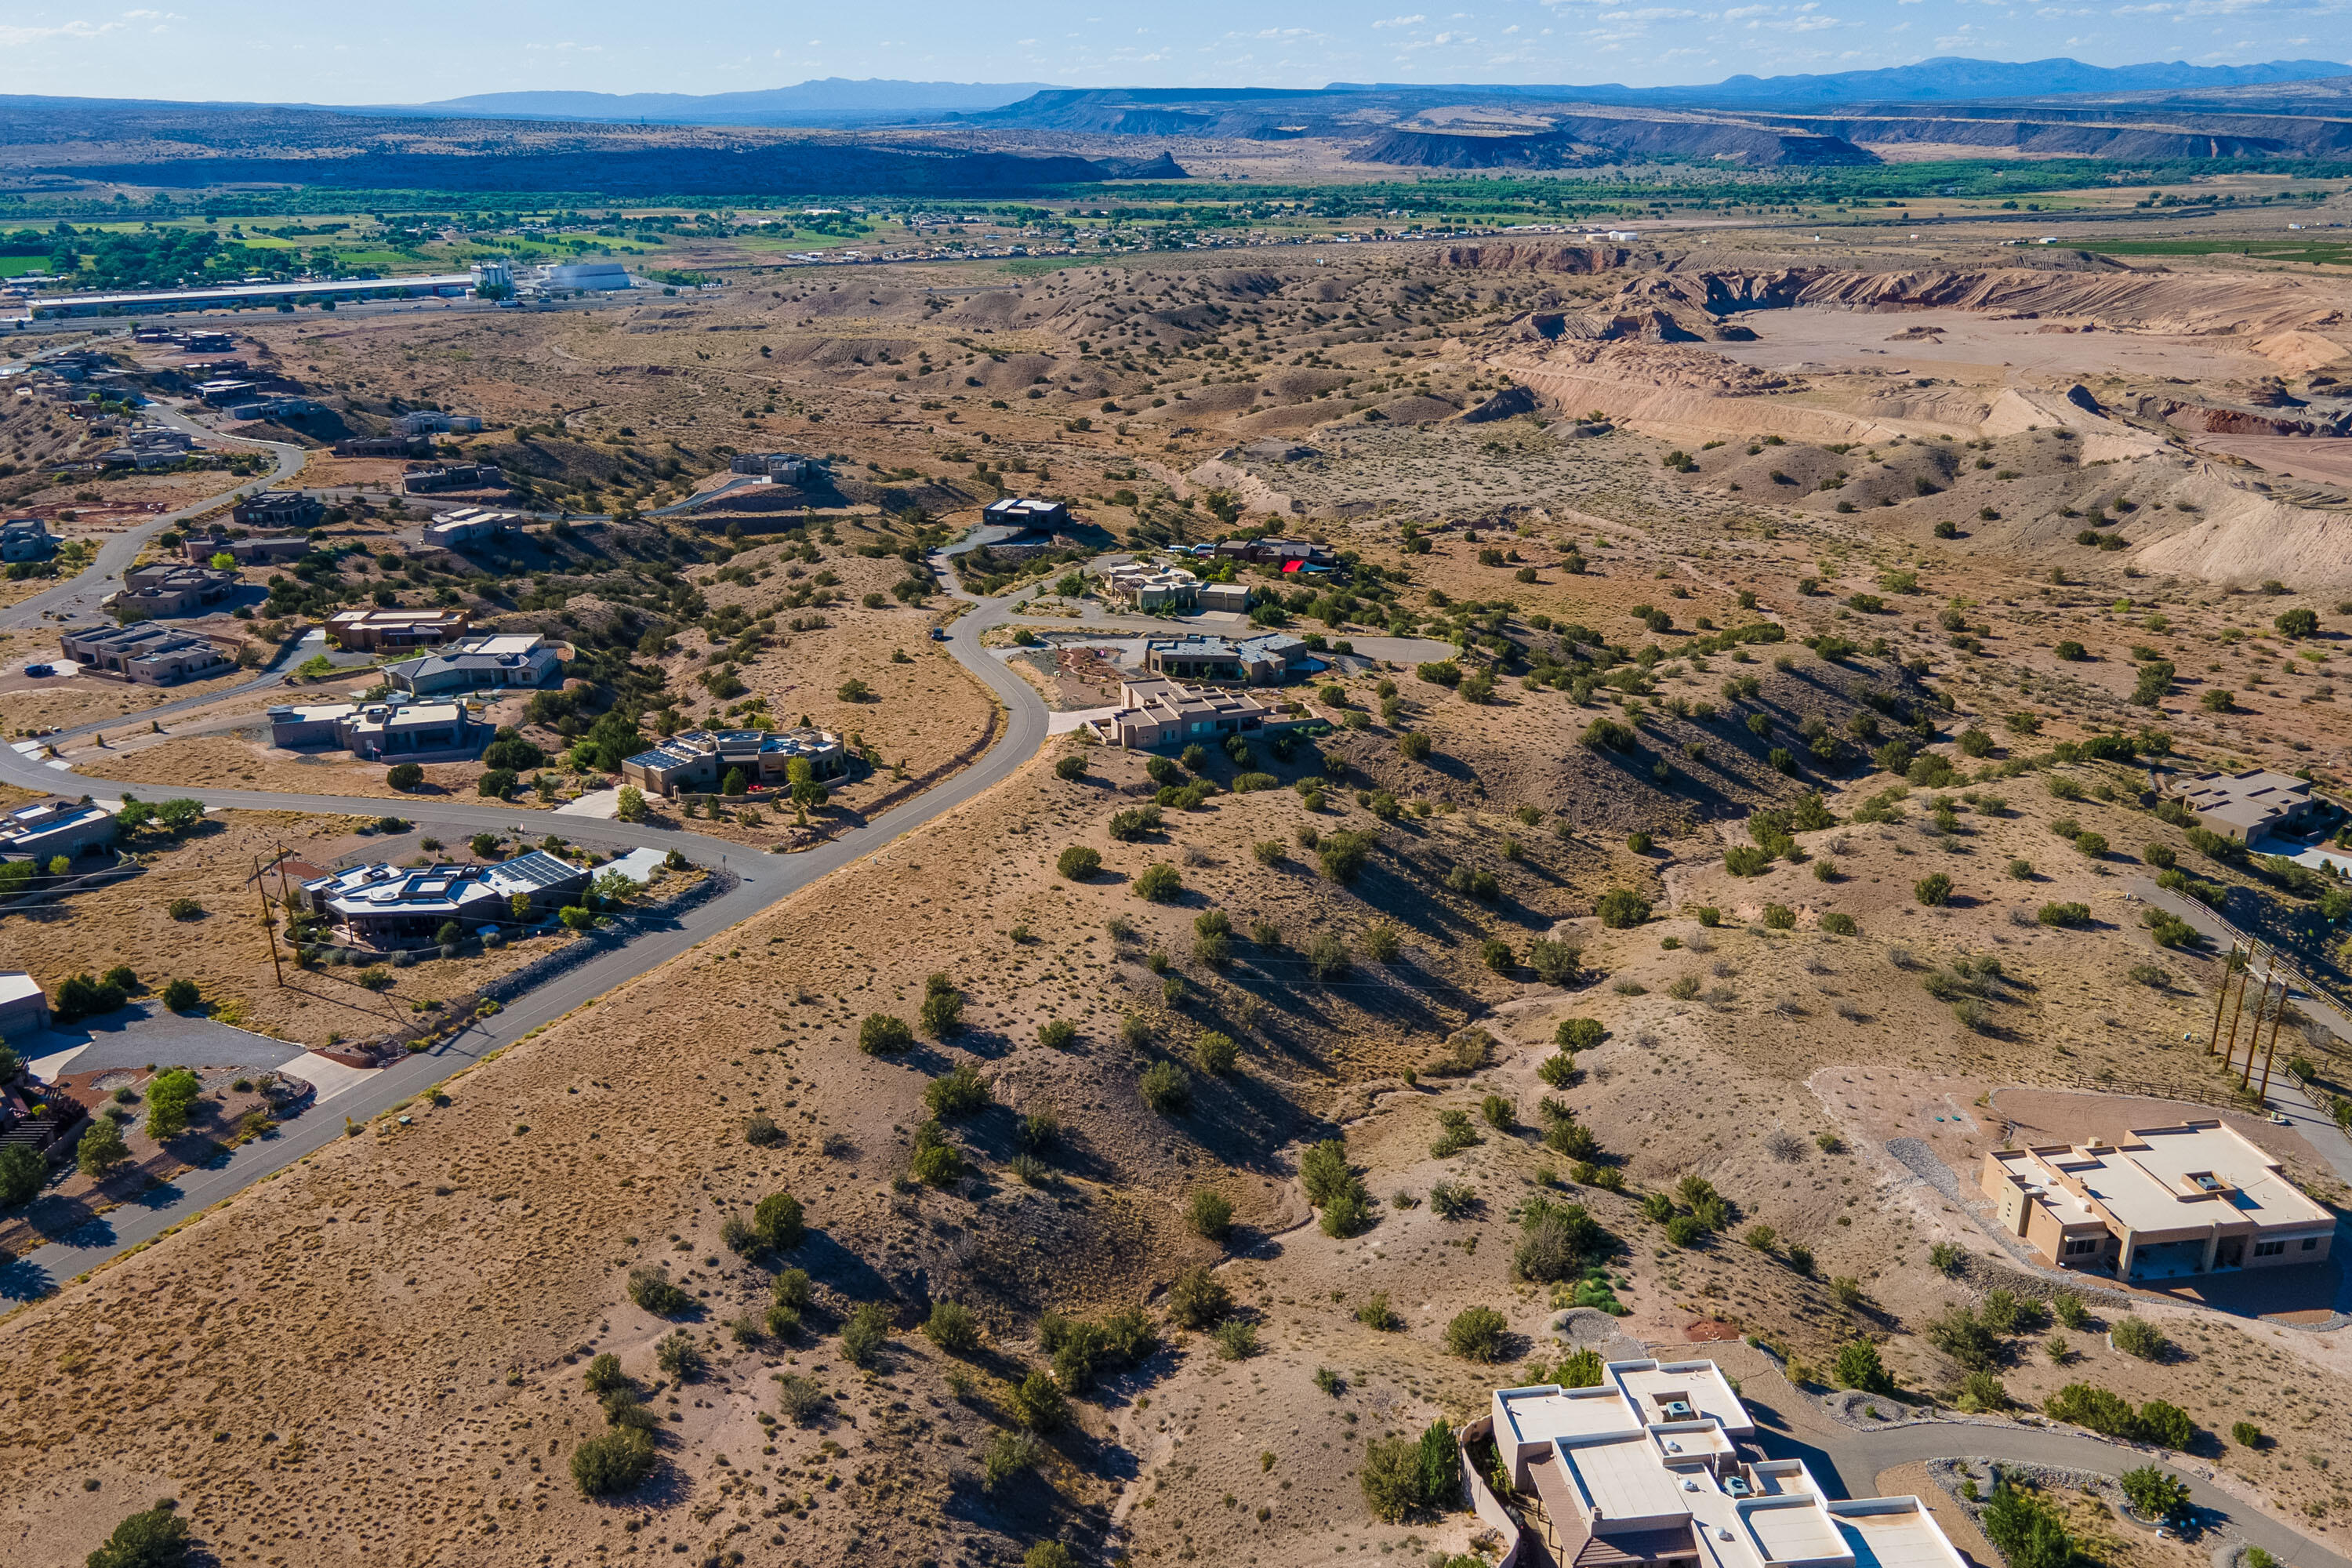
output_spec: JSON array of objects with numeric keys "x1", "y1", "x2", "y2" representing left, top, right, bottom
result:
[{"x1": 1436, "y1": 243, "x2": 1635, "y2": 275}]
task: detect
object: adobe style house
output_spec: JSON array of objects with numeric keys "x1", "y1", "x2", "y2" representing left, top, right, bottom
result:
[
  {"x1": 0, "y1": 798, "x2": 116, "y2": 862},
  {"x1": 58, "y1": 622, "x2": 234, "y2": 684},
  {"x1": 383, "y1": 633, "x2": 561, "y2": 695},
  {"x1": 983, "y1": 495, "x2": 1070, "y2": 531},
  {"x1": 325, "y1": 607, "x2": 473, "y2": 652},
  {"x1": 1090, "y1": 677, "x2": 1312, "y2": 750},
  {"x1": 619, "y1": 727, "x2": 848, "y2": 798},
  {"x1": 0, "y1": 972, "x2": 50, "y2": 1040},
  {"x1": 1489, "y1": 1359, "x2": 1967, "y2": 1568},
  {"x1": 1101, "y1": 561, "x2": 1200, "y2": 611},
  {"x1": 106, "y1": 563, "x2": 237, "y2": 618},
  {"x1": 2168, "y1": 768, "x2": 2317, "y2": 843},
  {"x1": 266, "y1": 701, "x2": 481, "y2": 761},
  {"x1": 1981, "y1": 1120, "x2": 2334, "y2": 1279}
]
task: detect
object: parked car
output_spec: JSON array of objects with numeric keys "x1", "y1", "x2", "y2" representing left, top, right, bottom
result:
[
  {"x1": 21, "y1": 664, "x2": 51, "y2": 677},
  {"x1": 928, "y1": 627, "x2": 950, "y2": 641}
]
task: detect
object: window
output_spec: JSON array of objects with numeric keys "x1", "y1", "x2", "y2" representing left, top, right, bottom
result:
[
  {"x1": 2301, "y1": 1237, "x2": 2319, "y2": 1250},
  {"x1": 2063, "y1": 1237, "x2": 2102, "y2": 1256},
  {"x1": 2253, "y1": 1240, "x2": 2286, "y2": 1258}
]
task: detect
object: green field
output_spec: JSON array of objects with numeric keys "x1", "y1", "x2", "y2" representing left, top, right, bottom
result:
[
  {"x1": 0, "y1": 256, "x2": 48, "y2": 278},
  {"x1": 2078, "y1": 238, "x2": 2352, "y2": 267}
]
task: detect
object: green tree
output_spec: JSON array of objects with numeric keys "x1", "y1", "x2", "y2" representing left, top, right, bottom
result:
[
  {"x1": 615, "y1": 786, "x2": 648, "y2": 822},
  {"x1": 143, "y1": 1068, "x2": 201, "y2": 1141},
  {"x1": 858, "y1": 1014, "x2": 913, "y2": 1054},
  {"x1": 571, "y1": 1428, "x2": 657, "y2": 1497},
  {"x1": 1595, "y1": 888, "x2": 1650, "y2": 928},
  {"x1": 77, "y1": 1116, "x2": 129, "y2": 1178},
  {"x1": 0, "y1": 1143, "x2": 44, "y2": 1207},
  {"x1": 161, "y1": 978, "x2": 200, "y2": 1013},
  {"x1": 1833, "y1": 1340, "x2": 1893, "y2": 1393},
  {"x1": 1444, "y1": 1305, "x2": 1508, "y2": 1362},
  {"x1": 1132, "y1": 862, "x2": 1183, "y2": 902},
  {"x1": 2120, "y1": 1465, "x2": 2192, "y2": 1524},
  {"x1": 924, "y1": 1300, "x2": 981, "y2": 1355},
  {"x1": 1980, "y1": 1474, "x2": 2074, "y2": 1568},
  {"x1": 1055, "y1": 844, "x2": 1101, "y2": 880},
  {"x1": 83, "y1": 1505, "x2": 192, "y2": 1568}
]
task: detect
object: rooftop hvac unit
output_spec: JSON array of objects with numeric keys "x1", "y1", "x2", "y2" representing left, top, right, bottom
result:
[{"x1": 1663, "y1": 1399, "x2": 1695, "y2": 1421}]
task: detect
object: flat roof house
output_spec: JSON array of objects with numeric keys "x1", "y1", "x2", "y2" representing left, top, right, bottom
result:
[
  {"x1": 301, "y1": 849, "x2": 589, "y2": 948},
  {"x1": 2171, "y1": 768, "x2": 2316, "y2": 843},
  {"x1": 187, "y1": 532, "x2": 307, "y2": 566},
  {"x1": 383, "y1": 633, "x2": 561, "y2": 696},
  {"x1": 1490, "y1": 1359, "x2": 1967, "y2": 1568},
  {"x1": 729, "y1": 452, "x2": 824, "y2": 484},
  {"x1": 230, "y1": 491, "x2": 323, "y2": 532},
  {"x1": 59, "y1": 622, "x2": 234, "y2": 684},
  {"x1": 107, "y1": 563, "x2": 236, "y2": 618},
  {"x1": 1091, "y1": 677, "x2": 1297, "y2": 750},
  {"x1": 325, "y1": 606, "x2": 473, "y2": 652},
  {"x1": 984, "y1": 496, "x2": 1071, "y2": 531},
  {"x1": 401, "y1": 463, "x2": 505, "y2": 495},
  {"x1": 1, "y1": 518, "x2": 54, "y2": 563},
  {"x1": 1212, "y1": 536, "x2": 1338, "y2": 572},
  {"x1": 1102, "y1": 561, "x2": 1200, "y2": 612},
  {"x1": 1143, "y1": 632, "x2": 1314, "y2": 686},
  {"x1": 0, "y1": 972, "x2": 49, "y2": 1040},
  {"x1": 1981, "y1": 1120, "x2": 2335, "y2": 1279},
  {"x1": 619, "y1": 727, "x2": 847, "y2": 798},
  {"x1": 421, "y1": 508, "x2": 521, "y2": 549},
  {"x1": 0, "y1": 798, "x2": 116, "y2": 862}
]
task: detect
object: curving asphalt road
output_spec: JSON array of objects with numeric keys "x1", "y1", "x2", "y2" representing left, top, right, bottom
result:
[
  {"x1": 0, "y1": 403, "x2": 310, "y2": 631},
  {"x1": 1751, "y1": 1405, "x2": 2351, "y2": 1568},
  {"x1": 0, "y1": 542, "x2": 1051, "y2": 1296}
]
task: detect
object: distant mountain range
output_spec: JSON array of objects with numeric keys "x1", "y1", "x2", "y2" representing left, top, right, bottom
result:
[
  {"x1": 395, "y1": 78, "x2": 1057, "y2": 126},
  {"x1": 1318, "y1": 56, "x2": 2352, "y2": 109}
]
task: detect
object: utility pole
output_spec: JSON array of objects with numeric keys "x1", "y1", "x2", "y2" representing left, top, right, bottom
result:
[
  {"x1": 2224, "y1": 944, "x2": 2259, "y2": 1073},
  {"x1": 254, "y1": 854, "x2": 283, "y2": 987},
  {"x1": 2256, "y1": 970, "x2": 2290, "y2": 1098},
  {"x1": 2206, "y1": 941, "x2": 2237, "y2": 1054}
]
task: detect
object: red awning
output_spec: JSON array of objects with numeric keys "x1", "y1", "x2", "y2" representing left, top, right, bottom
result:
[{"x1": 1282, "y1": 559, "x2": 1301, "y2": 572}]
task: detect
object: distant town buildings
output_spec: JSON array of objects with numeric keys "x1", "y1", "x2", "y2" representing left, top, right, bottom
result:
[
  {"x1": 1982, "y1": 1120, "x2": 2335, "y2": 1279},
  {"x1": 619, "y1": 727, "x2": 847, "y2": 798},
  {"x1": 60, "y1": 622, "x2": 235, "y2": 684},
  {"x1": 325, "y1": 607, "x2": 473, "y2": 652},
  {"x1": 0, "y1": 797, "x2": 117, "y2": 862},
  {"x1": 267, "y1": 700, "x2": 480, "y2": 761},
  {"x1": 383, "y1": 633, "x2": 561, "y2": 696}
]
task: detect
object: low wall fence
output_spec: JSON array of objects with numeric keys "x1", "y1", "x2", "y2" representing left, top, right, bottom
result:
[{"x1": 1457, "y1": 1414, "x2": 1525, "y2": 1568}]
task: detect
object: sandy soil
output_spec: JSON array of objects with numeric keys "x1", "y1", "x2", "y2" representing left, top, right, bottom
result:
[{"x1": 1700, "y1": 307, "x2": 2281, "y2": 381}]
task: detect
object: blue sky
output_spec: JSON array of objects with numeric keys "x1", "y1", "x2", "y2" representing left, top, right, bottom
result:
[{"x1": 2, "y1": 0, "x2": 2347, "y2": 103}]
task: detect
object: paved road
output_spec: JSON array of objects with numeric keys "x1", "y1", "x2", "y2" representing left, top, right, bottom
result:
[
  {"x1": 0, "y1": 403, "x2": 307, "y2": 631},
  {"x1": 0, "y1": 568, "x2": 1051, "y2": 1295},
  {"x1": 1752, "y1": 1406, "x2": 2352, "y2": 1568}
]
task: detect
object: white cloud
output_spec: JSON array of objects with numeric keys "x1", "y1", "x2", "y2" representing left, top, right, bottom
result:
[
  {"x1": 0, "y1": 17, "x2": 122, "y2": 45},
  {"x1": 1373, "y1": 13, "x2": 1427, "y2": 25}
]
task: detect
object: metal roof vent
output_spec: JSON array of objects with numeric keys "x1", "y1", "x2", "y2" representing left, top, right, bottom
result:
[{"x1": 1664, "y1": 1399, "x2": 1695, "y2": 1420}]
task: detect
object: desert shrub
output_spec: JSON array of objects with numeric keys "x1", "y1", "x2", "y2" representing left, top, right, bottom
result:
[
  {"x1": 1306, "y1": 931, "x2": 1351, "y2": 980},
  {"x1": 83, "y1": 1506, "x2": 193, "y2": 1568},
  {"x1": 582, "y1": 1352, "x2": 627, "y2": 1395},
  {"x1": 1762, "y1": 902, "x2": 1796, "y2": 931},
  {"x1": 1432, "y1": 1025, "x2": 1494, "y2": 1073},
  {"x1": 1138, "y1": 1060, "x2": 1191, "y2": 1115},
  {"x1": 626, "y1": 1266, "x2": 692, "y2": 1316},
  {"x1": 748, "y1": 1190, "x2": 805, "y2": 1251},
  {"x1": 743, "y1": 1112, "x2": 784, "y2": 1148},
  {"x1": 1537, "y1": 1051, "x2": 1580, "y2": 1088},
  {"x1": 75, "y1": 1116, "x2": 129, "y2": 1178},
  {"x1": 858, "y1": 1013, "x2": 913, "y2": 1054},
  {"x1": 982, "y1": 1428, "x2": 1044, "y2": 1495},
  {"x1": 1555, "y1": 1018, "x2": 1605, "y2": 1052},
  {"x1": 1107, "y1": 805, "x2": 1162, "y2": 840},
  {"x1": 1361, "y1": 921, "x2": 1403, "y2": 962},
  {"x1": 1301, "y1": 1139, "x2": 1355, "y2": 1206},
  {"x1": 1914, "y1": 873, "x2": 1953, "y2": 906},
  {"x1": 840, "y1": 1302, "x2": 891, "y2": 1367},
  {"x1": 1008, "y1": 1370, "x2": 1069, "y2": 1432},
  {"x1": 655, "y1": 1330, "x2": 704, "y2": 1380},
  {"x1": 1925, "y1": 1305, "x2": 2002, "y2": 1371},
  {"x1": 1055, "y1": 845, "x2": 1101, "y2": 880},
  {"x1": 924, "y1": 1062, "x2": 992, "y2": 1118},
  {"x1": 1431, "y1": 1108, "x2": 1483, "y2": 1158},
  {"x1": 1356, "y1": 1291, "x2": 1403, "y2": 1331},
  {"x1": 1820, "y1": 912, "x2": 1858, "y2": 936},
  {"x1": 1167, "y1": 1265, "x2": 1232, "y2": 1329},
  {"x1": 2233, "y1": 1421, "x2": 2265, "y2": 1448},
  {"x1": 2137, "y1": 1399, "x2": 2195, "y2": 1450},
  {"x1": 1833, "y1": 1340, "x2": 1894, "y2": 1393},
  {"x1": 387, "y1": 762, "x2": 425, "y2": 792},
  {"x1": 2111, "y1": 1315, "x2": 2169, "y2": 1360},
  {"x1": 776, "y1": 1371, "x2": 826, "y2": 1425},
  {"x1": 1428, "y1": 1180, "x2": 1477, "y2": 1218},
  {"x1": 909, "y1": 1120, "x2": 962, "y2": 1186},
  {"x1": 1595, "y1": 887, "x2": 1650, "y2": 927},
  {"x1": 1214, "y1": 1319, "x2": 1258, "y2": 1359},
  {"x1": 1444, "y1": 1305, "x2": 1509, "y2": 1363},
  {"x1": 1192, "y1": 1030, "x2": 1239, "y2": 1074},
  {"x1": 2045, "y1": 1382, "x2": 2138, "y2": 1437},
  {"x1": 1132, "y1": 862, "x2": 1183, "y2": 902},
  {"x1": 2038, "y1": 901, "x2": 2091, "y2": 927},
  {"x1": 572, "y1": 1428, "x2": 657, "y2": 1497},
  {"x1": 1526, "y1": 938, "x2": 1580, "y2": 985},
  {"x1": 1514, "y1": 1198, "x2": 1607, "y2": 1283},
  {"x1": 924, "y1": 1300, "x2": 981, "y2": 1355},
  {"x1": 1189, "y1": 1189, "x2": 1234, "y2": 1240}
]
